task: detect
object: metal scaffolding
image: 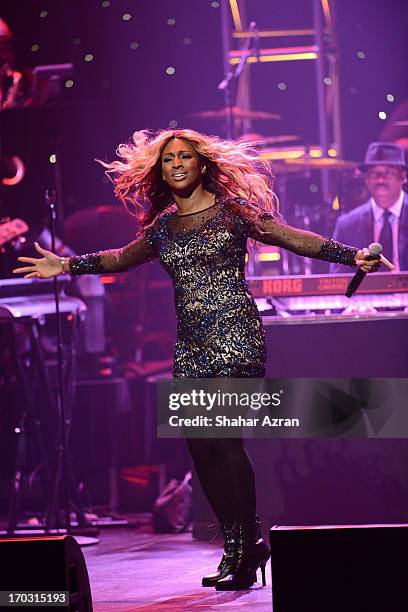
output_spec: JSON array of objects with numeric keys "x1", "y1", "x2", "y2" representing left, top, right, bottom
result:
[{"x1": 219, "y1": 0, "x2": 342, "y2": 202}]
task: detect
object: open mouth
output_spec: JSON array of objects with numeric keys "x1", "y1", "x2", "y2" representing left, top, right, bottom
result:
[{"x1": 171, "y1": 172, "x2": 188, "y2": 180}]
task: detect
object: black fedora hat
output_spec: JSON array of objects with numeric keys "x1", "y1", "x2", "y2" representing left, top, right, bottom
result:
[{"x1": 359, "y1": 142, "x2": 407, "y2": 171}]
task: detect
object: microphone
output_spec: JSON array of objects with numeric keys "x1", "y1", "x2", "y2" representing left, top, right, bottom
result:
[
  {"x1": 217, "y1": 73, "x2": 232, "y2": 91},
  {"x1": 218, "y1": 21, "x2": 257, "y2": 90},
  {"x1": 345, "y1": 242, "x2": 382, "y2": 298},
  {"x1": 252, "y1": 22, "x2": 260, "y2": 61}
]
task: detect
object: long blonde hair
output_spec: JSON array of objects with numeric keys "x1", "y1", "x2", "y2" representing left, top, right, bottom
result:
[{"x1": 98, "y1": 128, "x2": 279, "y2": 229}]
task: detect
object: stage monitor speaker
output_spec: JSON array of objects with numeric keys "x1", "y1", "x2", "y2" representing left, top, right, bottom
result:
[
  {"x1": 0, "y1": 535, "x2": 92, "y2": 611},
  {"x1": 269, "y1": 524, "x2": 408, "y2": 612}
]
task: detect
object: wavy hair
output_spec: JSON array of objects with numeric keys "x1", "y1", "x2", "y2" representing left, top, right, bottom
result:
[{"x1": 97, "y1": 128, "x2": 279, "y2": 230}]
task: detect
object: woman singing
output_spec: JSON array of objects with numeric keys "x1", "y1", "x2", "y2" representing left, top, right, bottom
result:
[{"x1": 13, "y1": 129, "x2": 380, "y2": 591}]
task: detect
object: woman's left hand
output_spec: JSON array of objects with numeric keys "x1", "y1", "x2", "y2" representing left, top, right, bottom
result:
[{"x1": 355, "y1": 248, "x2": 381, "y2": 273}]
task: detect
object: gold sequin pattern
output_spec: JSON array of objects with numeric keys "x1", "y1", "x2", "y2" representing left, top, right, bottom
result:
[{"x1": 69, "y1": 196, "x2": 359, "y2": 378}]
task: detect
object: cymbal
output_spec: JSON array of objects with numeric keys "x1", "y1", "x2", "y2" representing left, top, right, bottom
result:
[
  {"x1": 238, "y1": 133, "x2": 300, "y2": 145},
  {"x1": 191, "y1": 106, "x2": 281, "y2": 120},
  {"x1": 277, "y1": 157, "x2": 357, "y2": 171}
]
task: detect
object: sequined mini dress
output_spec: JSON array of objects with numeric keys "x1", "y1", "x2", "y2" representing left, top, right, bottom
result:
[{"x1": 69, "y1": 197, "x2": 358, "y2": 378}]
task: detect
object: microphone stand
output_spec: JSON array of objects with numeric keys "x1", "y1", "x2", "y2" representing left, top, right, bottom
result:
[
  {"x1": 44, "y1": 190, "x2": 98, "y2": 539},
  {"x1": 45, "y1": 189, "x2": 71, "y2": 532},
  {"x1": 217, "y1": 21, "x2": 258, "y2": 139}
]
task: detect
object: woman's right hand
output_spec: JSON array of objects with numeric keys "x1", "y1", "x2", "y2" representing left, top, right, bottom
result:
[{"x1": 12, "y1": 242, "x2": 65, "y2": 279}]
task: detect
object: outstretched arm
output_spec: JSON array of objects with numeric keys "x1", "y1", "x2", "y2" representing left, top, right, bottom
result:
[
  {"x1": 13, "y1": 233, "x2": 158, "y2": 279},
  {"x1": 245, "y1": 213, "x2": 379, "y2": 272},
  {"x1": 68, "y1": 234, "x2": 158, "y2": 275}
]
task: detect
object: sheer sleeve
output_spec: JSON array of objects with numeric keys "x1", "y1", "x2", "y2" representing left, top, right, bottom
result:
[
  {"x1": 68, "y1": 224, "x2": 160, "y2": 276},
  {"x1": 237, "y1": 207, "x2": 358, "y2": 267}
]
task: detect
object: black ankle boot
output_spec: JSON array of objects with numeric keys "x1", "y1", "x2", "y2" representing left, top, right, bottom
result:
[
  {"x1": 202, "y1": 523, "x2": 236, "y2": 587},
  {"x1": 215, "y1": 516, "x2": 270, "y2": 591}
]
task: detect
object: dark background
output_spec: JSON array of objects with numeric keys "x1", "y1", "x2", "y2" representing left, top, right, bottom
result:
[{"x1": 1, "y1": 0, "x2": 407, "y2": 226}]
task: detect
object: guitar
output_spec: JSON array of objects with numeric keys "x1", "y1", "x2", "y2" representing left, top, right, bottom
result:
[{"x1": 0, "y1": 218, "x2": 29, "y2": 247}]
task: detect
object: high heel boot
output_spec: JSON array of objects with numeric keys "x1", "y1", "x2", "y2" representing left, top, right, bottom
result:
[
  {"x1": 215, "y1": 516, "x2": 270, "y2": 591},
  {"x1": 202, "y1": 523, "x2": 236, "y2": 587}
]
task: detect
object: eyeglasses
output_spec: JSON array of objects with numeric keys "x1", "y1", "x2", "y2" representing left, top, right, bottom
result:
[{"x1": 366, "y1": 168, "x2": 402, "y2": 179}]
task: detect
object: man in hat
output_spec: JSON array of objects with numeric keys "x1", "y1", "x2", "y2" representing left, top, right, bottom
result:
[{"x1": 330, "y1": 142, "x2": 408, "y2": 272}]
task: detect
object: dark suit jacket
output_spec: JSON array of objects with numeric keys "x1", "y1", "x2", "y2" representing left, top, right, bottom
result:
[{"x1": 329, "y1": 194, "x2": 408, "y2": 273}]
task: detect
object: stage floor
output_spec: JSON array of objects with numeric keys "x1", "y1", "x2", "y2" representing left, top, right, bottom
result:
[{"x1": 83, "y1": 524, "x2": 273, "y2": 611}]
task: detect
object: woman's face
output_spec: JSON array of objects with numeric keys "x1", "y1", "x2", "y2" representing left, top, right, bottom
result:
[{"x1": 161, "y1": 138, "x2": 204, "y2": 193}]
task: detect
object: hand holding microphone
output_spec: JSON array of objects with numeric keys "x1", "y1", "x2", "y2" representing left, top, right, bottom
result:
[{"x1": 345, "y1": 242, "x2": 395, "y2": 298}]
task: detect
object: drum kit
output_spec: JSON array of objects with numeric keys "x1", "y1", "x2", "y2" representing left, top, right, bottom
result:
[
  {"x1": 191, "y1": 105, "x2": 359, "y2": 274},
  {"x1": 190, "y1": 105, "x2": 357, "y2": 174},
  {"x1": 190, "y1": 105, "x2": 357, "y2": 168}
]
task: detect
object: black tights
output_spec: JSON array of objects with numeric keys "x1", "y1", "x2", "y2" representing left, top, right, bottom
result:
[{"x1": 187, "y1": 437, "x2": 256, "y2": 524}]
